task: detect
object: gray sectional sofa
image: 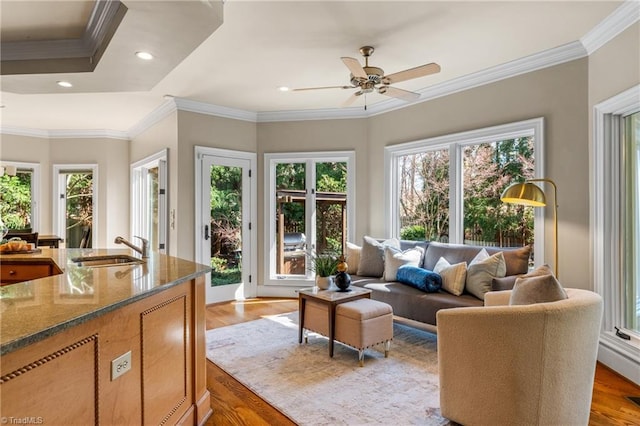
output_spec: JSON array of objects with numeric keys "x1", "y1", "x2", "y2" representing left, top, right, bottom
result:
[{"x1": 350, "y1": 240, "x2": 531, "y2": 327}]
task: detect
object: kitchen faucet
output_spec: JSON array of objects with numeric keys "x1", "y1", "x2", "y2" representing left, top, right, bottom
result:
[{"x1": 114, "y1": 236, "x2": 149, "y2": 258}]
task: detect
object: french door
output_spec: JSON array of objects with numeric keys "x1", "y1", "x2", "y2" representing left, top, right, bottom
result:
[{"x1": 196, "y1": 147, "x2": 256, "y2": 304}]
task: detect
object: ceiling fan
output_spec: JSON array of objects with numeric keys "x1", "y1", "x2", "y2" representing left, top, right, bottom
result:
[{"x1": 293, "y1": 46, "x2": 440, "y2": 108}]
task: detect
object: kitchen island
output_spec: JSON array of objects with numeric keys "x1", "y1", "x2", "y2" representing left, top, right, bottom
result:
[{"x1": 0, "y1": 249, "x2": 212, "y2": 425}]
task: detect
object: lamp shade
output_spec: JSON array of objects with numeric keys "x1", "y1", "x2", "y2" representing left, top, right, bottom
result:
[{"x1": 500, "y1": 182, "x2": 546, "y2": 207}]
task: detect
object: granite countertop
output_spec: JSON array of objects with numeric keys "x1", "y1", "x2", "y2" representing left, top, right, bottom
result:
[{"x1": 0, "y1": 248, "x2": 211, "y2": 355}]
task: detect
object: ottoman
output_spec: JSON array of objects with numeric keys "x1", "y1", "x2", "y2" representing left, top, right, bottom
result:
[{"x1": 335, "y1": 298, "x2": 394, "y2": 366}]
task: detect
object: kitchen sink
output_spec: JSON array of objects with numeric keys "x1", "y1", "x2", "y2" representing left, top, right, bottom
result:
[{"x1": 70, "y1": 255, "x2": 145, "y2": 268}]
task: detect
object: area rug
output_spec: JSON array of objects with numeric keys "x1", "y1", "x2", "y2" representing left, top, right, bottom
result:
[{"x1": 205, "y1": 312, "x2": 451, "y2": 425}]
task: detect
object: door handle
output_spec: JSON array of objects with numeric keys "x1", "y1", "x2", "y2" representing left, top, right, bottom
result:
[{"x1": 204, "y1": 225, "x2": 210, "y2": 240}]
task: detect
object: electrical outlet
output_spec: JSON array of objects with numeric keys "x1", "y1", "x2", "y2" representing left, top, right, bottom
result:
[{"x1": 111, "y1": 351, "x2": 132, "y2": 381}]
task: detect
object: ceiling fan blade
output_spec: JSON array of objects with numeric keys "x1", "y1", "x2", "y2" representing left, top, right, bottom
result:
[
  {"x1": 341, "y1": 57, "x2": 368, "y2": 80},
  {"x1": 378, "y1": 86, "x2": 420, "y2": 102},
  {"x1": 383, "y1": 63, "x2": 441, "y2": 84},
  {"x1": 341, "y1": 92, "x2": 361, "y2": 108},
  {"x1": 292, "y1": 85, "x2": 352, "y2": 92}
]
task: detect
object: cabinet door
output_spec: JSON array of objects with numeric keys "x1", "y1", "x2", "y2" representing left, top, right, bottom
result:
[{"x1": 0, "y1": 335, "x2": 99, "y2": 424}]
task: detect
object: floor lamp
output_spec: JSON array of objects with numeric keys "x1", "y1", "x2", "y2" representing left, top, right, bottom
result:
[{"x1": 500, "y1": 178, "x2": 559, "y2": 278}]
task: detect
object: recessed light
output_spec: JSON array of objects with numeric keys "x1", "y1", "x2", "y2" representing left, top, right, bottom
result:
[
  {"x1": 278, "y1": 86, "x2": 290, "y2": 92},
  {"x1": 135, "y1": 51, "x2": 154, "y2": 60},
  {"x1": 57, "y1": 81, "x2": 73, "y2": 88}
]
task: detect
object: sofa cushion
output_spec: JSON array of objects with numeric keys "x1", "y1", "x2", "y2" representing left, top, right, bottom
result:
[
  {"x1": 345, "y1": 242, "x2": 361, "y2": 275},
  {"x1": 466, "y1": 250, "x2": 507, "y2": 300},
  {"x1": 509, "y1": 265, "x2": 568, "y2": 305},
  {"x1": 383, "y1": 246, "x2": 424, "y2": 281},
  {"x1": 357, "y1": 236, "x2": 400, "y2": 277},
  {"x1": 396, "y1": 265, "x2": 442, "y2": 293},
  {"x1": 351, "y1": 275, "x2": 482, "y2": 325},
  {"x1": 434, "y1": 257, "x2": 467, "y2": 296}
]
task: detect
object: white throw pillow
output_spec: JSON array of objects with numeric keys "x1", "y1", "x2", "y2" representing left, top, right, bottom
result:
[
  {"x1": 466, "y1": 249, "x2": 507, "y2": 300},
  {"x1": 345, "y1": 242, "x2": 361, "y2": 275},
  {"x1": 383, "y1": 246, "x2": 425, "y2": 281},
  {"x1": 434, "y1": 257, "x2": 467, "y2": 296},
  {"x1": 357, "y1": 236, "x2": 400, "y2": 277}
]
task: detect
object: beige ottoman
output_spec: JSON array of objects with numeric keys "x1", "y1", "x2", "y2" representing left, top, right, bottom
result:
[{"x1": 335, "y1": 299, "x2": 394, "y2": 366}]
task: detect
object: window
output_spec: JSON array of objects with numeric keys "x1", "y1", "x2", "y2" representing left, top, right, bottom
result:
[
  {"x1": 131, "y1": 150, "x2": 168, "y2": 253},
  {"x1": 385, "y1": 118, "x2": 544, "y2": 260},
  {"x1": 264, "y1": 152, "x2": 355, "y2": 286},
  {"x1": 593, "y1": 85, "x2": 640, "y2": 383},
  {"x1": 0, "y1": 162, "x2": 40, "y2": 232},
  {"x1": 624, "y1": 111, "x2": 640, "y2": 335},
  {"x1": 53, "y1": 165, "x2": 97, "y2": 248}
]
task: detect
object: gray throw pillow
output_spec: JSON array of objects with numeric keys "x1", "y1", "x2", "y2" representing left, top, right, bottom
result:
[
  {"x1": 466, "y1": 249, "x2": 506, "y2": 300},
  {"x1": 509, "y1": 265, "x2": 568, "y2": 305},
  {"x1": 357, "y1": 236, "x2": 400, "y2": 277}
]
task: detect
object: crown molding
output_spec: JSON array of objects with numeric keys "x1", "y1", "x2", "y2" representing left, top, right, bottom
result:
[
  {"x1": 0, "y1": 126, "x2": 50, "y2": 138},
  {"x1": 581, "y1": 0, "x2": 640, "y2": 55},
  {"x1": 48, "y1": 129, "x2": 129, "y2": 140},
  {"x1": 257, "y1": 106, "x2": 368, "y2": 122},
  {"x1": 127, "y1": 99, "x2": 178, "y2": 139},
  {"x1": 173, "y1": 97, "x2": 258, "y2": 122},
  {"x1": 0, "y1": 126, "x2": 128, "y2": 140}
]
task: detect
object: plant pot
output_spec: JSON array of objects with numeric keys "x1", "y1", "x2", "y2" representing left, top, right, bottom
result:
[{"x1": 315, "y1": 275, "x2": 333, "y2": 290}]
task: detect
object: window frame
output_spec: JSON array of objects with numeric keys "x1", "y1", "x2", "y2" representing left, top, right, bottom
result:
[
  {"x1": 131, "y1": 149, "x2": 169, "y2": 254},
  {"x1": 263, "y1": 151, "x2": 356, "y2": 287},
  {"x1": 384, "y1": 117, "x2": 545, "y2": 262},
  {"x1": 592, "y1": 84, "x2": 640, "y2": 385},
  {"x1": 0, "y1": 161, "x2": 41, "y2": 232}
]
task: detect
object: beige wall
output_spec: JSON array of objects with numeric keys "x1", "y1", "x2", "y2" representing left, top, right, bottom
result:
[
  {"x1": 368, "y1": 59, "x2": 590, "y2": 288},
  {"x1": 0, "y1": 134, "x2": 129, "y2": 247},
  {"x1": 588, "y1": 23, "x2": 640, "y2": 107}
]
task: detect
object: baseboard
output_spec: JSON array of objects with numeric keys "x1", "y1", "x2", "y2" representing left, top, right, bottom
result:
[{"x1": 598, "y1": 334, "x2": 640, "y2": 386}]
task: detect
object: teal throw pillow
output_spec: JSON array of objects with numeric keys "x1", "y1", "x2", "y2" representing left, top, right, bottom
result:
[{"x1": 396, "y1": 265, "x2": 442, "y2": 293}]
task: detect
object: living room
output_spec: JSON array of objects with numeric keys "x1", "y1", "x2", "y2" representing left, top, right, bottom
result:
[{"x1": 1, "y1": 0, "x2": 639, "y2": 424}]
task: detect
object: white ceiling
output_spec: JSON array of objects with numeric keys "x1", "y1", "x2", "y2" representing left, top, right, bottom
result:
[{"x1": 0, "y1": 0, "x2": 627, "y2": 134}]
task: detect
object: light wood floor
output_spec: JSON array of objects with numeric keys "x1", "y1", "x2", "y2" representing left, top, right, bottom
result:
[{"x1": 204, "y1": 298, "x2": 640, "y2": 426}]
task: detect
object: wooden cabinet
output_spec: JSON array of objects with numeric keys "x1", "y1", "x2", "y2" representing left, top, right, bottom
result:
[
  {"x1": 0, "y1": 276, "x2": 211, "y2": 425},
  {"x1": 0, "y1": 261, "x2": 62, "y2": 285}
]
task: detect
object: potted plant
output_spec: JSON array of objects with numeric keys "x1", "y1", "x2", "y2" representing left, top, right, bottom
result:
[{"x1": 308, "y1": 250, "x2": 338, "y2": 290}]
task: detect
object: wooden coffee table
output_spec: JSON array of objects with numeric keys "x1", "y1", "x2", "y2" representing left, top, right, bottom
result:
[{"x1": 298, "y1": 286, "x2": 372, "y2": 357}]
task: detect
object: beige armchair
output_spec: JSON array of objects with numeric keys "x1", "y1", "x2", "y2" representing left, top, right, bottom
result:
[{"x1": 437, "y1": 288, "x2": 603, "y2": 425}]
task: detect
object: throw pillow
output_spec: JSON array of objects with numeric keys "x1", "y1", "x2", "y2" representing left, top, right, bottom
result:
[
  {"x1": 509, "y1": 265, "x2": 568, "y2": 305},
  {"x1": 357, "y1": 236, "x2": 400, "y2": 277},
  {"x1": 383, "y1": 246, "x2": 425, "y2": 281},
  {"x1": 345, "y1": 242, "x2": 361, "y2": 275},
  {"x1": 396, "y1": 265, "x2": 442, "y2": 293},
  {"x1": 466, "y1": 249, "x2": 507, "y2": 300},
  {"x1": 433, "y1": 257, "x2": 467, "y2": 296}
]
